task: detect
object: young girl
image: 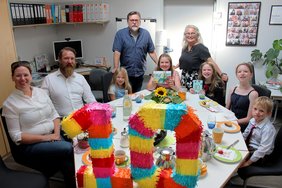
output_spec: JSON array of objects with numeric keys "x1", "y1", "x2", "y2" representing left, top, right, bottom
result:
[
  {"x1": 108, "y1": 67, "x2": 132, "y2": 101},
  {"x1": 190, "y1": 62, "x2": 226, "y2": 106},
  {"x1": 147, "y1": 53, "x2": 181, "y2": 91},
  {"x1": 226, "y1": 62, "x2": 259, "y2": 132}
]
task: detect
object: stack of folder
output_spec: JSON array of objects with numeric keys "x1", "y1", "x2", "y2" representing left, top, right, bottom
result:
[{"x1": 9, "y1": 3, "x2": 110, "y2": 26}]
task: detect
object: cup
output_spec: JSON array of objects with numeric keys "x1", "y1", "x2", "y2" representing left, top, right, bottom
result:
[
  {"x1": 111, "y1": 105, "x2": 116, "y2": 118},
  {"x1": 114, "y1": 150, "x2": 127, "y2": 165},
  {"x1": 207, "y1": 114, "x2": 216, "y2": 129},
  {"x1": 212, "y1": 127, "x2": 224, "y2": 144},
  {"x1": 178, "y1": 86, "x2": 187, "y2": 101}
]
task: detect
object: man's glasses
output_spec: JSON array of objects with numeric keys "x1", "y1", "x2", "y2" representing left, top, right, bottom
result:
[{"x1": 129, "y1": 19, "x2": 140, "y2": 22}]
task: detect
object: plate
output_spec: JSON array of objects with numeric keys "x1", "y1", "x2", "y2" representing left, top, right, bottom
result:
[
  {"x1": 217, "y1": 121, "x2": 241, "y2": 133},
  {"x1": 199, "y1": 100, "x2": 219, "y2": 112},
  {"x1": 214, "y1": 146, "x2": 242, "y2": 163}
]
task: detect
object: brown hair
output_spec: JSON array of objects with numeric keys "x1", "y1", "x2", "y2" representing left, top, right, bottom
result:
[
  {"x1": 127, "y1": 11, "x2": 141, "y2": 21},
  {"x1": 156, "y1": 53, "x2": 174, "y2": 76},
  {"x1": 112, "y1": 67, "x2": 132, "y2": 94},
  {"x1": 235, "y1": 62, "x2": 253, "y2": 74},
  {"x1": 253, "y1": 96, "x2": 273, "y2": 113},
  {"x1": 198, "y1": 62, "x2": 224, "y2": 94},
  {"x1": 58, "y1": 47, "x2": 77, "y2": 60},
  {"x1": 11, "y1": 61, "x2": 32, "y2": 76}
]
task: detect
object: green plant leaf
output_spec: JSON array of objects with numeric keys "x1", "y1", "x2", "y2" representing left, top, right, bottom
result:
[
  {"x1": 273, "y1": 39, "x2": 282, "y2": 50},
  {"x1": 251, "y1": 49, "x2": 262, "y2": 62}
]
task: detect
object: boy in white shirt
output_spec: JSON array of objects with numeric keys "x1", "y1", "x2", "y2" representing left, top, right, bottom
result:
[{"x1": 240, "y1": 96, "x2": 276, "y2": 167}]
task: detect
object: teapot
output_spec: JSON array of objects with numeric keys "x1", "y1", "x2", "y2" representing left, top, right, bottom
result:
[
  {"x1": 156, "y1": 147, "x2": 176, "y2": 169},
  {"x1": 201, "y1": 130, "x2": 216, "y2": 162}
]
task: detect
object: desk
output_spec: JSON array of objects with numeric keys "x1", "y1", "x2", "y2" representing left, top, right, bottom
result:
[{"x1": 74, "y1": 90, "x2": 248, "y2": 188}]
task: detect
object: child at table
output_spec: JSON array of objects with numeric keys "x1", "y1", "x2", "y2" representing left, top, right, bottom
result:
[
  {"x1": 108, "y1": 67, "x2": 132, "y2": 100},
  {"x1": 226, "y1": 62, "x2": 258, "y2": 132},
  {"x1": 240, "y1": 96, "x2": 276, "y2": 168},
  {"x1": 189, "y1": 62, "x2": 226, "y2": 106},
  {"x1": 147, "y1": 53, "x2": 181, "y2": 91}
]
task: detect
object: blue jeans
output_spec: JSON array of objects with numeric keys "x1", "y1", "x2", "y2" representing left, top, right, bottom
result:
[{"x1": 17, "y1": 137, "x2": 76, "y2": 188}]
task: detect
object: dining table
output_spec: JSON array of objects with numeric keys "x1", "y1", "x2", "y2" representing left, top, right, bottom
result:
[{"x1": 73, "y1": 89, "x2": 249, "y2": 188}]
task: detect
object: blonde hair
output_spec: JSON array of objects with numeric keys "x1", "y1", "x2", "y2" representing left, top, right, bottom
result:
[
  {"x1": 253, "y1": 96, "x2": 273, "y2": 113},
  {"x1": 112, "y1": 67, "x2": 132, "y2": 94},
  {"x1": 182, "y1": 25, "x2": 203, "y2": 50}
]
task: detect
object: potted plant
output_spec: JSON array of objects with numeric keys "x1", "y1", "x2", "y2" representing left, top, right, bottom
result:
[{"x1": 251, "y1": 39, "x2": 282, "y2": 79}]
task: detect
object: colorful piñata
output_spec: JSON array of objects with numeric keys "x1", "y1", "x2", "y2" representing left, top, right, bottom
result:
[
  {"x1": 62, "y1": 98, "x2": 202, "y2": 188},
  {"x1": 129, "y1": 101, "x2": 202, "y2": 188}
]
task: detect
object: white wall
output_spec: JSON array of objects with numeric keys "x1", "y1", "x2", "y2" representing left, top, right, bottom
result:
[
  {"x1": 13, "y1": 0, "x2": 163, "y2": 71},
  {"x1": 164, "y1": 0, "x2": 214, "y2": 66},
  {"x1": 12, "y1": 0, "x2": 282, "y2": 82},
  {"x1": 214, "y1": 0, "x2": 282, "y2": 91}
]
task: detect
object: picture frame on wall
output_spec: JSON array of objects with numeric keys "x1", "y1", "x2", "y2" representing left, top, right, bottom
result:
[
  {"x1": 269, "y1": 5, "x2": 282, "y2": 25},
  {"x1": 226, "y1": 2, "x2": 261, "y2": 46}
]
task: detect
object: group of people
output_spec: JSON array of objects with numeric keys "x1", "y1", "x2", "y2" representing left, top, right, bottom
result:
[
  {"x1": 1, "y1": 10, "x2": 276, "y2": 186},
  {"x1": 109, "y1": 11, "x2": 277, "y2": 169}
]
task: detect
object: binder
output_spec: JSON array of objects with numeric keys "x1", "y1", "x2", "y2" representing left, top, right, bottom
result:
[
  {"x1": 38, "y1": 4, "x2": 43, "y2": 23},
  {"x1": 27, "y1": 4, "x2": 35, "y2": 24},
  {"x1": 18, "y1": 3, "x2": 25, "y2": 25},
  {"x1": 69, "y1": 5, "x2": 73, "y2": 22},
  {"x1": 41, "y1": 4, "x2": 46, "y2": 23},
  {"x1": 10, "y1": 3, "x2": 18, "y2": 26},
  {"x1": 65, "y1": 5, "x2": 70, "y2": 22},
  {"x1": 33, "y1": 4, "x2": 39, "y2": 24},
  {"x1": 23, "y1": 4, "x2": 30, "y2": 24}
]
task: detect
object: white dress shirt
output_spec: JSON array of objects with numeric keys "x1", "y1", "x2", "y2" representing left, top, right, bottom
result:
[
  {"x1": 2, "y1": 87, "x2": 59, "y2": 144},
  {"x1": 41, "y1": 69, "x2": 96, "y2": 117},
  {"x1": 243, "y1": 117, "x2": 276, "y2": 162}
]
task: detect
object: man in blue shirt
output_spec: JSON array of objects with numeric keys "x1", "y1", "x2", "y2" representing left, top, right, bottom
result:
[{"x1": 112, "y1": 11, "x2": 158, "y2": 93}]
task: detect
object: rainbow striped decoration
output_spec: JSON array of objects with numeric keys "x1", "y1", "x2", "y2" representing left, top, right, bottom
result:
[
  {"x1": 61, "y1": 103, "x2": 132, "y2": 188},
  {"x1": 129, "y1": 101, "x2": 203, "y2": 188},
  {"x1": 61, "y1": 101, "x2": 202, "y2": 188}
]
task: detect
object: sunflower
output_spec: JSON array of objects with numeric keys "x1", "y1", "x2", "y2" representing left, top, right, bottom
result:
[{"x1": 154, "y1": 87, "x2": 167, "y2": 97}]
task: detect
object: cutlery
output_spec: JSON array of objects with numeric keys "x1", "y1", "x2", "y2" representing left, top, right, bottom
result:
[{"x1": 227, "y1": 139, "x2": 239, "y2": 149}]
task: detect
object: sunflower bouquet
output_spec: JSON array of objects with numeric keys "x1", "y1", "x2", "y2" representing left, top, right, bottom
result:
[{"x1": 144, "y1": 87, "x2": 183, "y2": 104}]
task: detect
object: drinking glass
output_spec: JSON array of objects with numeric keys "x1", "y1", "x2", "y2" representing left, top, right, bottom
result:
[
  {"x1": 207, "y1": 114, "x2": 216, "y2": 129},
  {"x1": 178, "y1": 86, "x2": 187, "y2": 101}
]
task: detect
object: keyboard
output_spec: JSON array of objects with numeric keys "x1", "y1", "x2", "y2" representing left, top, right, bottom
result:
[{"x1": 74, "y1": 67, "x2": 92, "y2": 73}]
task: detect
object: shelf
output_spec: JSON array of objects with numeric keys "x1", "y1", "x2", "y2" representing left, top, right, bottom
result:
[{"x1": 12, "y1": 20, "x2": 110, "y2": 29}]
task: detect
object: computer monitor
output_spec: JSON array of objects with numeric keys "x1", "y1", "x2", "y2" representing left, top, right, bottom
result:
[{"x1": 53, "y1": 40, "x2": 83, "y2": 62}]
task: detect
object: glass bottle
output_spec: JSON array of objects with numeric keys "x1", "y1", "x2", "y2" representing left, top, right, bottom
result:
[
  {"x1": 120, "y1": 128, "x2": 129, "y2": 148},
  {"x1": 123, "y1": 90, "x2": 132, "y2": 121}
]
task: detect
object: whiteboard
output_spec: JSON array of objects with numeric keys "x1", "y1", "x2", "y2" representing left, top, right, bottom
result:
[{"x1": 116, "y1": 18, "x2": 156, "y2": 75}]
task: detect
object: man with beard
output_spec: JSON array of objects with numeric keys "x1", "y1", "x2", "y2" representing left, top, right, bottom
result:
[
  {"x1": 112, "y1": 11, "x2": 158, "y2": 93},
  {"x1": 42, "y1": 47, "x2": 96, "y2": 117}
]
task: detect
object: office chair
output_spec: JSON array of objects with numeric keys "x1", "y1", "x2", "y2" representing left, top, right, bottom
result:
[
  {"x1": 249, "y1": 62, "x2": 256, "y2": 85},
  {"x1": 0, "y1": 155, "x2": 48, "y2": 188},
  {"x1": 0, "y1": 108, "x2": 62, "y2": 180},
  {"x1": 252, "y1": 84, "x2": 271, "y2": 97},
  {"x1": 238, "y1": 127, "x2": 282, "y2": 188},
  {"x1": 89, "y1": 68, "x2": 113, "y2": 103}
]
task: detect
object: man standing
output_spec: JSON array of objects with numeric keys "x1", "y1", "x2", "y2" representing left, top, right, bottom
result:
[
  {"x1": 42, "y1": 47, "x2": 96, "y2": 117},
  {"x1": 112, "y1": 11, "x2": 158, "y2": 93}
]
